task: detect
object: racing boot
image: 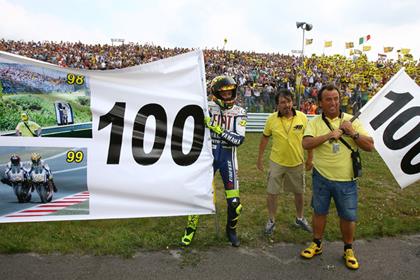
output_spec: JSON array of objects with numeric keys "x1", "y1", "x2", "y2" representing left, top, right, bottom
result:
[
  {"x1": 226, "y1": 197, "x2": 242, "y2": 247},
  {"x1": 226, "y1": 225, "x2": 240, "y2": 247},
  {"x1": 180, "y1": 215, "x2": 199, "y2": 246}
]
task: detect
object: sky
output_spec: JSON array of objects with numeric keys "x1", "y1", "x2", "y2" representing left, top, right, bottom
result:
[{"x1": 1, "y1": 0, "x2": 419, "y2": 60}]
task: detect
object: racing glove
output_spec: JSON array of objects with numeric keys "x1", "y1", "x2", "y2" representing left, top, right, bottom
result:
[{"x1": 204, "y1": 116, "x2": 224, "y2": 135}]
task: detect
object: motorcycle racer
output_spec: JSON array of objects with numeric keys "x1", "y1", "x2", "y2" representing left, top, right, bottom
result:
[
  {"x1": 181, "y1": 75, "x2": 247, "y2": 247},
  {"x1": 28, "y1": 153, "x2": 57, "y2": 193},
  {"x1": 1, "y1": 154, "x2": 28, "y2": 186}
]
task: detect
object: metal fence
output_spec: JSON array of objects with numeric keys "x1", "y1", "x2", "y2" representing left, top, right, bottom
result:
[
  {"x1": 1, "y1": 115, "x2": 316, "y2": 136},
  {"x1": 246, "y1": 113, "x2": 317, "y2": 133},
  {"x1": 246, "y1": 113, "x2": 270, "y2": 132}
]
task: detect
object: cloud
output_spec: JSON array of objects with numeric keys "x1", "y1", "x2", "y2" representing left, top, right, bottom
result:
[
  {"x1": 0, "y1": 0, "x2": 109, "y2": 43},
  {"x1": 0, "y1": 0, "x2": 419, "y2": 59}
]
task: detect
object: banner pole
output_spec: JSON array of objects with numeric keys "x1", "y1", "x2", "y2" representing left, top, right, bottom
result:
[{"x1": 212, "y1": 180, "x2": 220, "y2": 238}]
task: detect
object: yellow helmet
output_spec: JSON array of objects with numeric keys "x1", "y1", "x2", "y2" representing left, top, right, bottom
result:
[
  {"x1": 21, "y1": 112, "x2": 29, "y2": 122},
  {"x1": 210, "y1": 75, "x2": 237, "y2": 109},
  {"x1": 31, "y1": 152, "x2": 41, "y2": 164}
]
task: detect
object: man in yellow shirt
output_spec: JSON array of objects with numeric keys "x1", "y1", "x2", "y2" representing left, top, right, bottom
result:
[
  {"x1": 257, "y1": 89, "x2": 313, "y2": 235},
  {"x1": 300, "y1": 84, "x2": 374, "y2": 270},
  {"x1": 15, "y1": 113, "x2": 41, "y2": 137}
]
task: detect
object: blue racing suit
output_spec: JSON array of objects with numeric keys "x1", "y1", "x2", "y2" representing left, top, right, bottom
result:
[
  {"x1": 207, "y1": 100, "x2": 247, "y2": 235},
  {"x1": 181, "y1": 100, "x2": 247, "y2": 247},
  {"x1": 208, "y1": 101, "x2": 247, "y2": 197}
]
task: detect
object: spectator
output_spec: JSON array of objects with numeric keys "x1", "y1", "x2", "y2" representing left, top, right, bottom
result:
[
  {"x1": 300, "y1": 84, "x2": 374, "y2": 270},
  {"x1": 257, "y1": 89, "x2": 313, "y2": 235},
  {"x1": 1, "y1": 38, "x2": 419, "y2": 113},
  {"x1": 15, "y1": 112, "x2": 41, "y2": 137}
]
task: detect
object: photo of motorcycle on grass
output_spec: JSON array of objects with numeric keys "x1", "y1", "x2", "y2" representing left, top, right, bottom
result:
[{"x1": 0, "y1": 62, "x2": 92, "y2": 138}]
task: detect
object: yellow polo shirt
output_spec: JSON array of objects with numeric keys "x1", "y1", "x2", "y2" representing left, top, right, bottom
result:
[
  {"x1": 304, "y1": 113, "x2": 369, "y2": 181},
  {"x1": 263, "y1": 110, "x2": 307, "y2": 167}
]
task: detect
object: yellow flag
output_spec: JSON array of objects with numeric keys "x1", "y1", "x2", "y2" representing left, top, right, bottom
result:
[
  {"x1": 324, "y1": 41, "x2": 332, "y2": 48},
  {"x1": 404, "y1": 53, "x2": 413, "y2": 60},
  {"x1": 363, "y1": 45, "x2": 371, "y2": 51},
  {"x1": 384, "y1": 47, "x2": 394, "y2": 53},
  {"x1": 401, "y1": 48, "x2": 411, "y2": 55},
  {"x1": 345, "y1": 42, "x2": 354, "y2": 49},
  {"x1": 305, "y1": 38, "x2": 313, "y2": 45}
]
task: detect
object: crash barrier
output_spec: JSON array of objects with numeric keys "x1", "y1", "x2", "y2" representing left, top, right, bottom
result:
[
  {"x1": 246, "y1": 113, "x2": 317, "y2": 132},
  {"x1": 1, "y1": 122, "x2": 92, "y2": 138},
  {"x1": 0, "y1": 114, "x2": 316, "y2": 137}
]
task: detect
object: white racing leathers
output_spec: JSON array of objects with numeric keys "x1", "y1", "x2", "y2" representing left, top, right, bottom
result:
[{"x1": 208, "y1": 100, "x2": 247, "y2": 232}]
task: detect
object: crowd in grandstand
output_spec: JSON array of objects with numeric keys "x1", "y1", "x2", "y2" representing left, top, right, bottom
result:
[
  {"x1": 1, "y1": 39, "x2": 419, "y2": 113},
  {"x1": 0, "y1": 63, "x2": 85, "y2": 94}
]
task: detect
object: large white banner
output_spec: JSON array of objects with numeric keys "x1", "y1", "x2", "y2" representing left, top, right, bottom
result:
[
  {"x1": 359, "y1": 68, "x2": 419, "y2": 188},
  {"x1": 0, "y1": 50, "x2": 215, "y2": 223}
]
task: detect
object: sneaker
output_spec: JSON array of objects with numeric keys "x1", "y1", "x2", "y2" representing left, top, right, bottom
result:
[
  {"x1": 343, "y1": 248, "x2": 359, "y2": 270},
  {"x1": 264, "y1": 219, "x2": 276, "y2": 235},
  {"x1": 301, "y1": 242, "x2": 322, "y2": 259},
  {"x1": 295, "y1": 217, "x2": 313, "y2": 233}
]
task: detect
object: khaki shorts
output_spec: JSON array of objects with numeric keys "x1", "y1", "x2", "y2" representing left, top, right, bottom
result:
[{"x1": 267, "y1": 160, "x2": 305, "y2": 194}]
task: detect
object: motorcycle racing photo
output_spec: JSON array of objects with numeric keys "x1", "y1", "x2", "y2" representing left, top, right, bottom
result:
[{"x1": 0, "y1": 146, "x2": 89, "y2": 218}]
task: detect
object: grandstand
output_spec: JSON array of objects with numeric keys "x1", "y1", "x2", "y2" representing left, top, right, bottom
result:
[{"x1": 1, "y1": 39, "x2": 419, "y2": 113}]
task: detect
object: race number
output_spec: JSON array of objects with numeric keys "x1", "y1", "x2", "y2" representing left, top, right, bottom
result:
[
  {"x1": 67, "y1": 73, "x2": 85, "y2": 85},
  {"x1": 98, "y1": 102, "x2": 205, "y2": 166},
  {"x1": 66, "y1": 150, "x2": 84, "y2": 163},
  {"x1": 369, "y1": 91, "x2": 419, "y2": 175}
]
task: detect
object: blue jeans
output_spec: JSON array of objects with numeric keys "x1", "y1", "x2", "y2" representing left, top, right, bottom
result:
[{"x1": 311, "y1": 169, "x2": 358, "y2": 221}]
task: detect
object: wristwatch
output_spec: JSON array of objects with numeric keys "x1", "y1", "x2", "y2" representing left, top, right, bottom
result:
[{"x1": 351, "y1": 132, "x2": 360, "y2": 140}]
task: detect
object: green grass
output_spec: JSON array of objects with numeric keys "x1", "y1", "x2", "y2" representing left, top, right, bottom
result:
[
  {"x1": 0, "y1": 133, "x2": 419, "y2": 256},
  {"x1": 0, "y1": 93, "x2": 91, "y2": 132}
]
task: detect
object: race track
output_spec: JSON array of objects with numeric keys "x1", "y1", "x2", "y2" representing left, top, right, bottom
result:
[{"x1": 0, "y1": 148, "x2": 88, "y2": 217}]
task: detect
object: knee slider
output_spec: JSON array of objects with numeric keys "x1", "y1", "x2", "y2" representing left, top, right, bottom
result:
[
  {"x1": 236, "y1": 203, "x2": 243, "y2": 216},
  {"x1": 228, "y1": 197, "x2": 242, "y2": 217}
]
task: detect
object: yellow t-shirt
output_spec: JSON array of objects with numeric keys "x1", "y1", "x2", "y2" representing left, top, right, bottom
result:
[
  {"x1": 263, "y1": 110, "x2": 307, "y2": 167},
  {"x1": 16, "y1": 121, "x2": 41, "y2": 137},
  {"x1": 304, "y1": 113, "x2": 369, "y2": 181}
]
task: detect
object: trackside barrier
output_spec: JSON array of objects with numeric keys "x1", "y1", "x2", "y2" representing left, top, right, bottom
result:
[
  {"x1": 1, "y1": 115, "x2": 316, "y2": 136},
  {"x1": 246, "y1": 113, "x2": 317, "y2": 133},
  {"x1": 1, "y1": 122, "x2": 92, "y2": 138}
]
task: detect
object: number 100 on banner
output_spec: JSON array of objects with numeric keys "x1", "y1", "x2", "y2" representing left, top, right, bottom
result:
[
  {"x1": 359, "y1": 69, "x2": 420, "y2": 189},
  {"x1": 98, "y1": 102, "x2": 205, "y2": 166},
  {"x1": 87, "y1": 49, "x2": 214, "y2": 218}
]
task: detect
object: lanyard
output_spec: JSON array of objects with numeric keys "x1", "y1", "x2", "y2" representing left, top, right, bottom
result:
[
  {"x1": 322, "y1": 113, "x2": 356, "y2": 152},
  {"x1": 280, "y1": 115, "x2": 294, "y2": 139},
  {"x1": 321, "y1": 112, "x2": 343, "y2": 131}
]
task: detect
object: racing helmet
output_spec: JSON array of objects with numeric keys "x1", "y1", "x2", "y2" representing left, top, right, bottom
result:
[
  {"x1": 31, "y1": 152, "x2": 41, "y2": 165},
  {"x1": 210, "y1": 75, "x2": 237, "y2": 109},
  {"x1": 21, "y1": 112, "x2": 29, "y2": 122},
  {"x1": 10, "y1": 154, "x2": 21, "y2": 166}
]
